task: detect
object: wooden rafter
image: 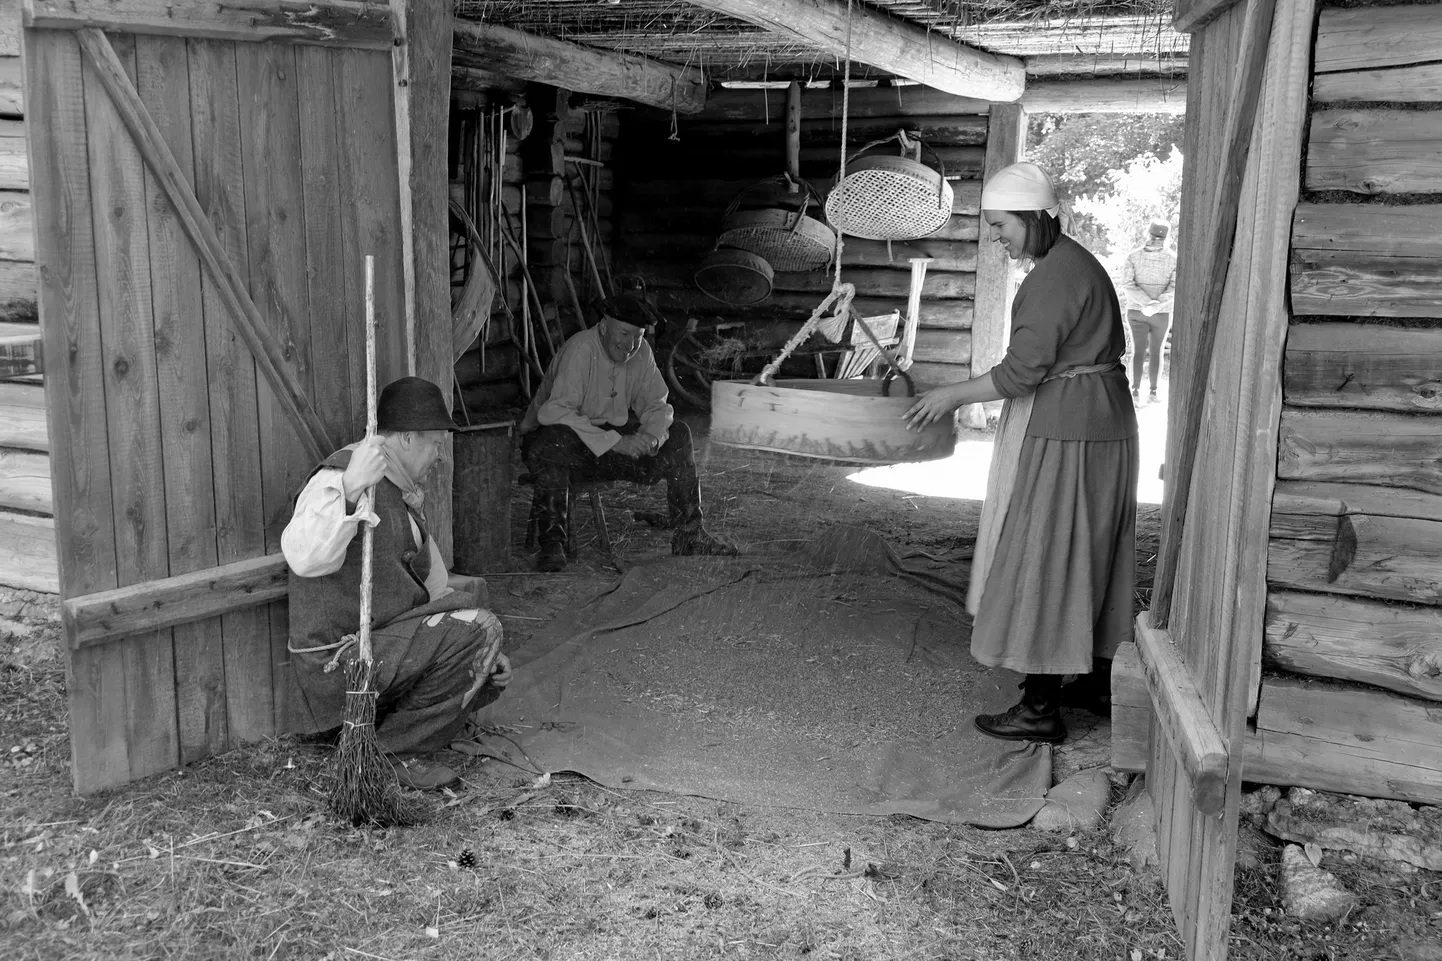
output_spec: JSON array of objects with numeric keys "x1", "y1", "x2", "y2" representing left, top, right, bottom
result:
[
  {"x1": 24, "y1": 0, "x2": 394, "y2": 48},
  {"x1": 75, "y1": 27, "x2": 334, "y2": 463},
  {"x1": 683, "y1": 0, "x2": 1025, "y2": 102},
  {"x1": 452, "y1": 21, "x2": 707, "y2": 114}
]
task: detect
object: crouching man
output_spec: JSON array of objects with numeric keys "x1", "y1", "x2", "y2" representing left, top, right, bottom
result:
[
  {"x1": 281, "y1": 376, "x2": 512, "y2": 791},
  {"x1": 519, "y1": 294, "x2": 737, "y2": 572}
]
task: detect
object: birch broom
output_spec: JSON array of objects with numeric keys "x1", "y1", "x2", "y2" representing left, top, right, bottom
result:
[{"x1": 330, "y1": 255, "x2": 415, "y2": 827}]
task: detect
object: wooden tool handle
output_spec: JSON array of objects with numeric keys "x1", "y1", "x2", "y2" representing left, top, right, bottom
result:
[{"x1": 357, "y1": 255, "x2": 377, "y2": 665}]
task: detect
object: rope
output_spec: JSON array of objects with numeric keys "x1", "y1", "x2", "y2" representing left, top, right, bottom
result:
[{"x1": 751, "y1": 0, "x2": 858, "y2": 386}]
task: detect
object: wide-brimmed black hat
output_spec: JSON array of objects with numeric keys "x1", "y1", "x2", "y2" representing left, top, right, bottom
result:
[
  {"x1": 377, "y1": 377, "x2": 458, "y2": 432},
  {"x1": 593, "y1": 294, "x2": 665, "y2": 330}
]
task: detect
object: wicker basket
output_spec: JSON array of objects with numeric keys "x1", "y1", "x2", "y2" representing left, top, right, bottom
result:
[
  {"x1": 715, "y1": 176, "x2": 836, "y2": 272},
  {"x1": 694, "y1": 248, "x2": 774, "y2": 306},
  {"x1": 825, "y1": 140, "x2": 953, "y2": 241},
  {"x1": 717, "y1": 209, "x2": 835, "y2": 273}
]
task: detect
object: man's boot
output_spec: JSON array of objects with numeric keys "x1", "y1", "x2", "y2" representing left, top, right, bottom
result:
[
  {"x1": 666, "y1": 472, "x2": 737, "y2": 557},
  {"x1": 535, "y1": 488, "x2": 570, "y2": 572},
  {"x1": 974, "y1": 674, "x2": 1066, "y2": 743}
]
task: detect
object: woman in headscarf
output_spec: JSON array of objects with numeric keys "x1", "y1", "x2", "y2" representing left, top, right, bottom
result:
[{"x1": 903, "y1": 161, "x2": 1138, "y2": 744}]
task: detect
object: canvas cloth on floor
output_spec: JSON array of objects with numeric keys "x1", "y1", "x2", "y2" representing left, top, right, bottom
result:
[{"x1": 474, "y1": 525, "x2": 1051, "y2": 827}]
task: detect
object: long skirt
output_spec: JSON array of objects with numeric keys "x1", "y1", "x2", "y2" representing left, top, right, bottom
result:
[{"x1": 969, "y1": 434, "x2": 1139, "y2": 676}]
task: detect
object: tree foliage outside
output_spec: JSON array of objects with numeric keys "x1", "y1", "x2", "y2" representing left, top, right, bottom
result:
[{"x1": 1025, "y1": 113, "x2": 1186, "y2": 267}]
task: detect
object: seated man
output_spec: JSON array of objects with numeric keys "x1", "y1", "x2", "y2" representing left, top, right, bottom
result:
[
  {"x1": 519, "y1": 294, "x2": 737, "y2": 572},
  {"x1": 281, "y1": 376, "x2": 512, "y2": 791}
]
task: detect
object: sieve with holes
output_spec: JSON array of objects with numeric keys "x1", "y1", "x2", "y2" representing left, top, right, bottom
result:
[
  {"x1": 825, "y1": 132, "x2": 953, "y2": 242},
  {"x1": 693, "y1": 248, "x2": 775, "y2": 306},
  {"x1": 715, "y1": 176, "x2": 836, "y2": 273}
]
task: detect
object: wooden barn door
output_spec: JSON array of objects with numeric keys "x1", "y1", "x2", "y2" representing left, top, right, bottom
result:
[
  {"x1": 24, "y1": 0, "x2": 454, "y2": 793},
  {"x1": 1135, "y1": 0, "x2": 1313, "y2": 956}
]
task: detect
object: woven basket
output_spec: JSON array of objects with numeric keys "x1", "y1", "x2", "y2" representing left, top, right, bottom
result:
[
  {"x1": 694, "y1": 248, "x2": 774, "y2": 306},
  {"x1": 717, "y1": 209, "x2": 835, "y2": 273},
  {"x1": 826, "y1": 154, "x2": 953, "y2": 242}
]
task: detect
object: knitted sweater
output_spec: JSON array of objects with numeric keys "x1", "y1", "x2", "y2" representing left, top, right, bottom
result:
[{"x1": 990, "y1": 235, "x2": 1138, "y2": 441}]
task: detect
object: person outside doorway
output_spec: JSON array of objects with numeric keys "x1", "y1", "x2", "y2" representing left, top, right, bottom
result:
[{"x1": 1120, "y1": 220, "x2": 1177, "y2": 404}]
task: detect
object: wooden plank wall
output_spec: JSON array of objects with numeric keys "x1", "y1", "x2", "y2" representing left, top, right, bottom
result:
[
  {"x1": 615, "y1": 86, "x2": 982, "y2": 387},
  {"x1": 26, "y1": 24, "x2": 410, "y2": 791},
  {"x1": 0, "y1": 0, "x2": 53, "y2": 594},
  {"x1": 1255, "y1": 0, "x2": 1442, "y2": 804}
]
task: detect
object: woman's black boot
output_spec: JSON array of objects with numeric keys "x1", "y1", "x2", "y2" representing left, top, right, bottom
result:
[
  {"x1": 1059, "y1": 657, "x2": 1113, "y2": 717},
  {"x1": 974, "y1": 674, "x2": 1066, "y2": 744}
]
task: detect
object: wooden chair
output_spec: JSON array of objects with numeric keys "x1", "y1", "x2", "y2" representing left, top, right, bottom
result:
[{"x1": 521, "y1": 475, "x2": 614, "y2": 561}]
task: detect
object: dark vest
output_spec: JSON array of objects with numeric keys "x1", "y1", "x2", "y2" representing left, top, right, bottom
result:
[{"x1": 288, "y1": 448, "x2": 433, "y2": 650}]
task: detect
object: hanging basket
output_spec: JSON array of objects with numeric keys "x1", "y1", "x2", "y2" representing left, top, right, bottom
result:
[
  {"x1": 694, "y1": 248, "x2": 775, "y2": 306},
  {"x1": 715, "y1": 176, "x2": 836, "y2": 273},
  {"x1": 825, "y1": 134, "x2": 953, "y2": 242},
  {"x1": 710, "y1": 376, "x2": 955, "y2": 465}
]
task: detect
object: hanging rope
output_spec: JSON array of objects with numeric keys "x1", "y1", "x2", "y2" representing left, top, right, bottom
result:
[{"x1": 750, "y1": 0, "x2": 859, "y2": 385}]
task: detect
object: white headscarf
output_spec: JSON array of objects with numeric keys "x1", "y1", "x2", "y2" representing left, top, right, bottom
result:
[{"x1": 980, "y1": 161, "x2": 1061, "y2": 218}]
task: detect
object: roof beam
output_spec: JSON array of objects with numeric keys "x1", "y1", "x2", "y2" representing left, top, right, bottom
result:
[
  {"x1": 683, "y1": 0, "x2": 1025, "y2": 102},
  {"x1": 452, "y1": 21, "x2": 706, "y2": 114}
]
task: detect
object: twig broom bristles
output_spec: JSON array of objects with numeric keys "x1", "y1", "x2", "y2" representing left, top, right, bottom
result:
[{"x1": 330, "y1": 254, "x2": 416, "y2": 828}]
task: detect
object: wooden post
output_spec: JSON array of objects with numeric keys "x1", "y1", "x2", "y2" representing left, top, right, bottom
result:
[
  {"x1": 393, "y1": 0, "x2": 456, "y2": 561},
  {"x1": 785, "y1": 80, "x2": 801, "y2": 188},
  {"x1": 451, "y1": 422, "x2": 514, "y2": 575},
  {"x1": 900, "y1": 258, "x2": 931, "y2": 366},
  {"x1": 1150, "y1": 0, "x2": 1277, "y2": 629},
  {"x1": 964, "y1": 102, "x2": 1025, "y2": 428}
]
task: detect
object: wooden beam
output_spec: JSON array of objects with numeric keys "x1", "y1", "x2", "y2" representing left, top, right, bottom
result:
[
  {"x1": 0, "y1": 56, "x2": 21, "y2": 116},
  {"x1": 1314, "y1": 5, "x2": 1442, "y2": 75},
  {"x1": 966, "y1": 102, "x2": 1024, "y2": 427},
  {"x1": 1150, "y1": 0, "x2": 1275, "y2": 627},
  {"x1": 452, "y1": 21, "x2": 705, "y2": 114},
  {"x1": 0, "y1": 382, "x2": 47, "y2": 451},
  {"x1": 1173, "y1": 0, "x2": 1246, "y2": 33},
  {"x1": 1284, "y1": 323, "x2": 1442, "y2": 411},
  {"x1": 24, "y1": 0, "x2": 393, "y2": 49},
  {"x1": 396, "y1": 0, "x2": 455, "y2": 560},
  {"x1": 1278, "y1": 408, "x2": 1442, "y2": 496},
  {"x1": 1134, "y1": 611, "x2": 1229, "y2": 816},
  {"x1": 1265, "y1": 590, "x2": 1442, "y2": 703},
  {"x1": 1268, "y1": 479, "x2": 1442, "y2": 606},
  {"x1": 64, "y1": 553, "x2": 289, "y2": 650},
  {"x1": 683, "y1": 0, "x2": 1024, "y2": 102},
  {"x1": 74, "y1": 27, "x2": 332, "y2": 463},
  {"x1": 1307, "y1": 108, "x2": 1442, "y2": 195},
  {"x1": 0, "y1": 510, "x2": 56, "y2": 593},
  {"x1": 1255, "y1": 676, "x2": 1442, "y2": 805},
  {"x1": 0, "y1": 448, "x2": 50, "y2": 514},
  {"x1": 0, "y1": 189, "x2": 34, "y2": 260},
  {"x1": 1022, "y1": 78, "x2": 1186, "y2": 114}
]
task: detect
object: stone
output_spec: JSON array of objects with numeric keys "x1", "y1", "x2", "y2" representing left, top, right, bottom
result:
[
  {"x1": 1279, "y1": 844, "x2": 1357, "y2": 922},
  {"x1": 1266, "y1": 788, "x2": 1442, "y2": 872},
  {"x1": 1238, "y1": 784, "x2": 1282, "y2": 826},
  {"x1": 1110, "y1": 776, "x2": 1159, "y2": 870},
  {"x1": 1033, "y1": 767, "x2": 1110, "y2": 833}
]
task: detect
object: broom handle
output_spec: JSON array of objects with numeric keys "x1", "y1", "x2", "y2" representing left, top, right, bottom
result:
[{"x1": 357, "y1": 255, "x2": 377, "y2": 666}]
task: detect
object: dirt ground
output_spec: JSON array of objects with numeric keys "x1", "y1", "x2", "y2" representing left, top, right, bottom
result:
[{"x1": 1, "y1": 418, "x2": 1438, "y2": 960}]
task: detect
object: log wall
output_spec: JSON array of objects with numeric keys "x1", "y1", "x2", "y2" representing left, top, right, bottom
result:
[
  {"x1": 615, "y1": 86, "x2": 983, "y2": 386},
  {"x1": 448, "y1": 84, "x2": 619, "y2": 416},
  {"x1": 0, "y1": 0, "x2": 49, "y2": 592},
  {"x1": 1250, "y1": 0, "x2": 1442, "y2": 803}
]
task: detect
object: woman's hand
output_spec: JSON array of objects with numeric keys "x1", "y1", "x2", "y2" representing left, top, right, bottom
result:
[{"x1": 904, "y1": 384, "x2": 966, "y2": 430}]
